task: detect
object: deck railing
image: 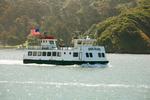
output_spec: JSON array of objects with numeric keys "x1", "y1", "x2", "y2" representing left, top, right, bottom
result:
[{"x1": 27, "y1": 46, "x2": 74, "y2": 50}]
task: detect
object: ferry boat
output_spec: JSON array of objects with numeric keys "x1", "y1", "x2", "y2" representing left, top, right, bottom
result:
[{"x1": 23, "y1": 35, "x2": 109, "y2": 65}]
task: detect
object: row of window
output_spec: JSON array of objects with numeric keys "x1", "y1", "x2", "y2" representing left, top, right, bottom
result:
[
  {"x1": 41, "y1": 40, "x2": 54, "y2": 44},
  {"x1": 86, "y1": 52, "x2": 105, "y2": 58},
  {"x1": 28, "y1": 51, "x2": 78, "y2": 57},
  {"x1": 28, "y1": 51, "x2": 105, "y2": 58},
  {"x1": 86, "y1": 53, "x2": 93, "y2": 58},
  {"x1": 98, "y1": 53, "x2": 105, "y2": 58},
  {"x1": 28, "y1": 51, "x2": 61, "y2": 57}
]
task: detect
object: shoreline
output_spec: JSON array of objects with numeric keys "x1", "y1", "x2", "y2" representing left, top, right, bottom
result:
[
  {"x1": 0, "y1": 47, "x2": 149, "y2": 54},
  {"x1": 107, "y1": 51, "x2": 150, "y2": 54},
  {"x1": 0, "y1": 45, "x2": 26, "y2": 49}
]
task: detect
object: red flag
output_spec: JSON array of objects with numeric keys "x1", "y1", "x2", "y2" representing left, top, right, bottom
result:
[{"x1": 31, "y1": 28, "x2": 40, "y2": 36}]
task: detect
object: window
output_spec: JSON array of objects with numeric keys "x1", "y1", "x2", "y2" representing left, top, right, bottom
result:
[
  {"x1": 69, "y1": 52, "x2": 71, "y2": 55},
  {"x1": 102, "y1": 53, "x2": 105, "y2": 57},
  {"x1": 57, "y1": 52, "x2": 61, "y2": 57},
  {"x1": 49, "y1": 41, "x2": 54, "y2": 44},
  {"x1": 52, "y1": 52, "x2": 56, "y2": 56},
  {"x1": 98, "y1": 53, "x2": 101, "y2": 57},
  {"x1": 73, "y1": 52, "x2": 78, "y2": 57},
  {"x1": 86, "y1": 53, "x2": 89, "y2": 57},
  {"x1": 28, "y1": 51, "x2": 32, "y2": 56},
  {"x1": 86, "y1": 53, "x2": 93, "y2": 58},
  {"x1": 64, "y1": 52, "x2": 66, "y2": 54},
  {"x1": 47, "y1": 52, "x2": 51, "y2": 56},
  {"x1": 89, "y1": 53, "x2": 93, "y2": 57},
  {"x1": 42, "y1": 52, "x2": 46, "y2": 56},
  {"x1": 33, "y1": 51, "x2": 37, "y2": 56},
  {"x1": 38, "y1": 52, "x2": 42, "y2": 56}
]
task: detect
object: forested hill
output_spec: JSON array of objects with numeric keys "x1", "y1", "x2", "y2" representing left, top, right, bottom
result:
[
  {"x1": 0, "y1": 0, "x2": 150, "y2": 53},
  {"x1": 87, "y1": 0, "x2": 150, "y2": 53}
]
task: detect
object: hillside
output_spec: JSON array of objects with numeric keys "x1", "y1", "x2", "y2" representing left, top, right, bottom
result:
[
  {"x1": 87, "y1": 0, "x2": 150, "y2": 53},
  {"x1": 0, "y1": 0, "x2": 150, "y2": 53},
  {"x1": 0, "y1": 0, "x2": 137, "y2": 45}
]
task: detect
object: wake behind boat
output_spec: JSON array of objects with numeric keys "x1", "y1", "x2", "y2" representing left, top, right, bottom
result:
[{"x1": 23, "y1": 35, "x2": 109, "y2": 65}]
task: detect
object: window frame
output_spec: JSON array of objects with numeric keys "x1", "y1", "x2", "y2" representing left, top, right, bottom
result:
[
  {"x1": 49, "y1": 41, "x2": 54, "y2": 44},
  {"x1": 102, "y1": 53, "x2": 105, "y2": 57},
  {"x1": 86, "y1": 53, "x2": 89, "y2": 58},
  {"x1": 73, "y1": 52, "x2": 78, "y2": 57},
  {"x1": 98, "y1": 53, "x2": 101, "y2": 57},
  {"x1": 57, "y1": 52, "x2": 61, "y2": 57},
  {"x1": 47, "y1": 52, "x2": 51, "y2": 56},
  {"x1": 52, "y1": 52, "x2": 56, "y2": 56},
  {"x1": 42, "y1": 52, "x2": 46, "y2": 56},
  {"x1": 38, "y1": 52, "x2": 42, "y2": 56},
  {"x1": 89, "y1": 53, "x2": 93, "y2": 57},
  {"x1": 28, "y1": 51, "x2": 32, "y2": 56},
  {"x1": 69, "y1": 52, "x2": 72, "y2": 55},
  {"x1": 33, "y1": 51, "x2": 37, "y2": 56}
]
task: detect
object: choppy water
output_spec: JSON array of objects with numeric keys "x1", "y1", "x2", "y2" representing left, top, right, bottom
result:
[{"x1": 0, "y1": 49, "x2": 150, "y2": 100}]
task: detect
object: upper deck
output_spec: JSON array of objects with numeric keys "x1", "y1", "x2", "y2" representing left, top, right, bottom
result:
[
  {"x1": 73, "y1": 38, "x2": 96, "y2": 48},
  {"x1": 27, "y1": 36, "x2": 97, "y2": 50}
]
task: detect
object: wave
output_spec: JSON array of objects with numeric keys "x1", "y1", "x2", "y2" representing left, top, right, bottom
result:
[
  {"x1": 0, "y1": 60, "x2": 23, "y2": 65},
  {"x1": 81, "y1": 63, "x2": 112, "y2": 68},
  {"x1": 0, "y1": 80, "x2": 149, "y2": 89},
  {"x1": 0, "y1": 60, "x2": 56, "y2": 67}
]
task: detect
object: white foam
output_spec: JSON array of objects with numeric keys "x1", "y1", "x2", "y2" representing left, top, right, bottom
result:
[
  {"x1": 0, "y1": 80, "x2": 149, "y2": 89},
  {"x1": 81, "y1": 63, "x2": 110, "y2": 68},
  {"x1": 0, "y1": 60, "x2": 111, "y2": 68},
  {"x1": 0, "y1": 60, "x2": 23, "y2": 65},
  {"x1": 0, "y1": 60, "x2": 56, "y2": 67}
]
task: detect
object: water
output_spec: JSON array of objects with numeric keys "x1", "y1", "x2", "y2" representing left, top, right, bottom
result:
[{"x1": 0, "y1": 49, "x2": 150, "y2": 100}]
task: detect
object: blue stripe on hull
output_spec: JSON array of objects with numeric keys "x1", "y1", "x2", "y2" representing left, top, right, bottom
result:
[{"x1": 23, "y1": 59, "x2": 109, "y2": 65}]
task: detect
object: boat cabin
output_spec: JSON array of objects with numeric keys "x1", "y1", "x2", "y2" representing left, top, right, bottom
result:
[
  {"x1": 73, "y1": 37, "x2": 96, "y2": 48},
  {"x1": 40, "y1": 39, "x2": 57, "y2": 49}
]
